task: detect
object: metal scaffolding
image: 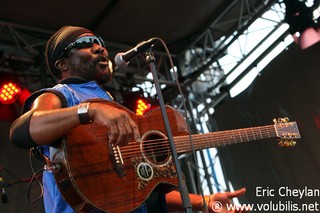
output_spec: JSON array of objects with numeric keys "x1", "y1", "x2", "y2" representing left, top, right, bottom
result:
[{"x1": 0, "y1": 0, "x2": 294, "y2": 196}]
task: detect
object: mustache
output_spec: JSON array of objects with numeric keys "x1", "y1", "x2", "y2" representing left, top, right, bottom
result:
[{"x1": 96, "y1": 54, "x2": 109, "y2": 62}]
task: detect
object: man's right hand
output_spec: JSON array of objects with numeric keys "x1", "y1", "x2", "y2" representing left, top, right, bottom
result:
[{"x1": 89, "y1": 102, "x2": 141, "y2": 146}]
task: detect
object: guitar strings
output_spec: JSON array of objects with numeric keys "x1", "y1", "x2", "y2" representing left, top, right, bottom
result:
[
  {"x1": 83, "y1": 125, "x2": 274, "y2": 165},
  {"x1": 120, "y1": 125, "x2": 276, "y2": 155},
  {"x1": 116, "y1": 125, "x2": 276, "y2": 162}
]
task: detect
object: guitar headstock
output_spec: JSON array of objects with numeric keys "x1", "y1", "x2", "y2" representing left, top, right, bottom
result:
[{"x1": 273, "y1": 117, "x2": 301, "y2": 147}]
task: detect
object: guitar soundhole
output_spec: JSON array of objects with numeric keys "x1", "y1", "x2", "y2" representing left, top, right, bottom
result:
[{"x1": 142, "y1": 130, "x2": 170, "y2": 165}]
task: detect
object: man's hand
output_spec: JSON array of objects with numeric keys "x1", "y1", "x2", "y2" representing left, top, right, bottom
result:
[
  {"x1": 166, "y1": 188, "x2": 247, "y2": 213},
  {"x1": 89, "y1": 102, "x2": 141, "y2": 146},
  {"x1": 205, "y1": 188, "x2": 247, "y2": 213}
]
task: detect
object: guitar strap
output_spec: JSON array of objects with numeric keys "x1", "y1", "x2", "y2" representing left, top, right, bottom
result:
[
  {"x1": 29, "y1": 146, "x2": 58, "y2": 173},
  {"x1": 42, "y1": 153, "x2": 55, "y2": 171}
]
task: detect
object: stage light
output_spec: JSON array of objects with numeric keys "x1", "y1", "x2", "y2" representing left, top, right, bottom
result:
[
  {"x1": 0, "y1": 82, "x2": 21, "y2": 105},
  {"x1": 284, "y1": 0, "x2": 320, "y2": 49},
  {"x1": 0, "y1": 76, "x2": 31, "y2": 121},
  {"x1": 121, "y1": 90, "x2": 157, "y2": 116},
  {"x1": 294, "y1": 27, "x2": 320, "y2": 49},
  {"x1": 135, "y1": 98, "x2": 151, "y2": 116}
]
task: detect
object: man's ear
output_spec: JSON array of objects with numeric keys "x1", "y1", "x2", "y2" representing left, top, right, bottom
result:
[{"x1": 54, "y1": 58, "x2": 68, "y2": 72}]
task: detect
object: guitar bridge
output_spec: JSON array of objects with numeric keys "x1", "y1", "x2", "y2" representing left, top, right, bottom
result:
[{"x1": 109, "y1": 144, "x2": 126, "y2": 177}]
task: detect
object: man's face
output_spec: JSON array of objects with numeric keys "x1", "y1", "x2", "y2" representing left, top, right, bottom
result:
[{"x1": 64, "y1": 33, "x2": 113, "y2": 84}]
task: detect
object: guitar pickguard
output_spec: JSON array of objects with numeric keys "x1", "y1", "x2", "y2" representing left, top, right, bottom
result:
[{"x1": 131, "y1": 157, "x2": 177, "y2": 190}]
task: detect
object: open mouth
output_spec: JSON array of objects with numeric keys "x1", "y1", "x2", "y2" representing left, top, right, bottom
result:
[
  {"x1": 97, "y1": 60, "x2": 113, "y2": 73},
  {"x1": 98, "y1": 61, "x2": 109, "y2": 67}
]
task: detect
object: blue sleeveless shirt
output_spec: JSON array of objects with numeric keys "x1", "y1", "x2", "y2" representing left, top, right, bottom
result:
[{"x1": 23, "y1": 78, "x2": 147, "y2": 213}]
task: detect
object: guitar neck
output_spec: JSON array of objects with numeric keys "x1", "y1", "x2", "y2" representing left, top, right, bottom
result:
[{"x1": 175, "y1": 124, "x2": 276, "y2": 154}]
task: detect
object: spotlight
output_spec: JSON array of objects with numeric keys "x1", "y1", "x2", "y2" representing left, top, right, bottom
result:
[
  {"x1": 284, "y1": 0, "x2": 320, "y2": 49},
  {"x1": 0, "y1": 76, "x2": 31, "y2": 121},
  {"x1": 0, "y1": 82, "x2": 21, "y2": 105},
  {"x1": 296, "y1": 27, "x2": 320, "y2": 49},
  {"x1": 121, "y1": 90, "x2": 157, "y2": 116},
  {"x1": 135, "y1": 98, "x2": 151, "y2": 116}
]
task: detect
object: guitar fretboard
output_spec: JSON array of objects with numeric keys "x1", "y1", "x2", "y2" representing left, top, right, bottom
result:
[{"x1": 175, "y1": 125, "x2": 276, "y2": 153}]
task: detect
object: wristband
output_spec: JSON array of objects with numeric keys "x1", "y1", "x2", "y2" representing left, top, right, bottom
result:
[
  {"x1": 201, "y1": 195, "x2": 210, "y2": 212},
  {"x1": 77, "y1": 102, "x2": 92, "y2": 124}
]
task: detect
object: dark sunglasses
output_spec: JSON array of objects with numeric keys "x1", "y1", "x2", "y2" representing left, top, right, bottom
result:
[{"x1": 58, "y1": 35, "x2": 106, "y2": 59}]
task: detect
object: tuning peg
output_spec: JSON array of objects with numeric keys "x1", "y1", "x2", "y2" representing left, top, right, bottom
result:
[
  {"x1": 273, "y1": 117, "x2": 290, "y2": 124},
  {"x1": 279, "y1": 117, "x2": 289, "y2": 123},
  {"x1": 289, "y1": 141, "x2": 296, "y2": 146},
  {"x1": 273, "y1": 118, "x2": 277, "y2": 124},
  {"x1": 278, "y1": 140, "x2": 285, "y2": 147},
  {"x1": 278, "y1": 140, "x2": 296, "y2": 147}
]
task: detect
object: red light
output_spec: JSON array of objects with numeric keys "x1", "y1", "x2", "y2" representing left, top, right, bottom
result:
[
  {"x1": 135, "y1": 99, "x2": 150, "y2": 116},
  {"x1": 0, "y1": 82, "x2": 21, "y2": 104}
]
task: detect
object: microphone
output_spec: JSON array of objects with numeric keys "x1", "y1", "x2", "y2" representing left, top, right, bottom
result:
[
  {"x1": 0, "y1": 175, "x2": 7, "y2": 204},
  {"x1": 114, "y1": 37, "x2": 158, "y2": 67}
]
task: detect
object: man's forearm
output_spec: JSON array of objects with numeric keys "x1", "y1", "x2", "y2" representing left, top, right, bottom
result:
[{"x1": 29, "y1": 106, "x2": 80, "y2": 145}]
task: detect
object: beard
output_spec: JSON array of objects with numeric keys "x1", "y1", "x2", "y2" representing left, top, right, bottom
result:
[{"x1": 68, "y1": 56, "x2": 112, "y2": 84}]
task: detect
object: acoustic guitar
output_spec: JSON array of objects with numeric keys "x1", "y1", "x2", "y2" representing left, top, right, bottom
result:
[{"x1": 50, "y1": 101, "x2": 301, "y2": 213}]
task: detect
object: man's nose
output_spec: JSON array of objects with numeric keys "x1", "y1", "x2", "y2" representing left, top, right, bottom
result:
[{"x1": 92, "y1": 43, "x2": 105, "y2": 54}]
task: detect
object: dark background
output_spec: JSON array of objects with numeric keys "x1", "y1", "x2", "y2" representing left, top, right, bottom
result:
[{"x1": 215, "y1": 42, "x2": 320, "y2": 211}]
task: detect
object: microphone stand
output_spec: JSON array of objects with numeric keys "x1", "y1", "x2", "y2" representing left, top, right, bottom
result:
[{"x1": 145, "y1": 50, "x2": 193, "y2": 213}]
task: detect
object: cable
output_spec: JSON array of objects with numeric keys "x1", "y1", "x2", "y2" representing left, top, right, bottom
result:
[
  {"x1": 27, "y1": 148, "x2": 45, "y2": 205},
  {"x1": 155, "y1": 38, "x2": 208, "y2": 204}
]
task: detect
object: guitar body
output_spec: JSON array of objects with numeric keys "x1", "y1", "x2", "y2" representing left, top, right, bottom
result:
[{"x1": 51, "y1": 101, "x2": 189, "y2": 213}]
